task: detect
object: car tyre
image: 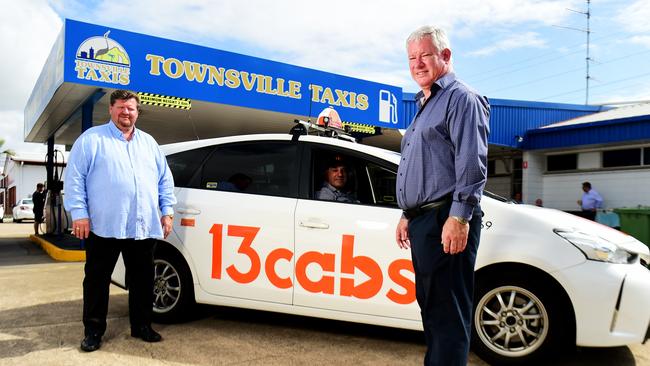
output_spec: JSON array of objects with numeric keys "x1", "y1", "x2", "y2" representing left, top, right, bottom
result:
[
  {"x1": 151, "y1": 248, "x2": 196, "y2": 323},
  {"x1": 472, "y1": 272, "x2": 572, "y2": 365}
]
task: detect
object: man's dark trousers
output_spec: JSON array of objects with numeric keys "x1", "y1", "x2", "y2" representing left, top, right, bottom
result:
[
  {"x1": 83, "y1": 232, "x2": 156, "y2": 336},
  {"x1": 408, "y1": 202, "x2": 481, "y2": 366}
]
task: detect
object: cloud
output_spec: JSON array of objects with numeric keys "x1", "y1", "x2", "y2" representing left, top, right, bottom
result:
[
  {"x1": 0, "y1": 0, "x2": 62, "y2": 110},
  {"x1": 468, "y1": 32, "x2": 547, "y2": 56},
  {"x1": 628, "y1": 35, "x2": 650, "y2": 48},
  {"x1": 615, "y1": 0, "x2": 650, "y2": 33},
  {"x1": 55, "y1": 0, "x2": 578, "y2": 80},
  {"x1": 0, "y1": 0, "x2": 62, "y2": 153},
  {"x1": 0, "y1": 0, "x2": 593, "y2": 154}
]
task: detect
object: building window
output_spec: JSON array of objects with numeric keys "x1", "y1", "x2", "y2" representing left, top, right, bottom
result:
[
  {"x1": 546, "y1": 154, "x2": 577, "y2": 171},
  {"x1": 602, "y1": 148, "x2": 641, "y2": 168},
  {"x1": 644, "y1": 147, "x2": 650, "y2": 166},
  {"x1": 487, "y1": 160, "x2": 495, "y2": 175}
]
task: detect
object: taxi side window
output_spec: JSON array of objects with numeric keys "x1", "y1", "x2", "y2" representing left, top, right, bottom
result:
[
  {"x1": 364, "y1": 163, "x2": 398, "y2": 208},
  {"x1": 166, "y1": 146, "x2": 214, "y2": 188},
  {"x1": 199, "y1": 142, "x2": 298, "y2": 197}
]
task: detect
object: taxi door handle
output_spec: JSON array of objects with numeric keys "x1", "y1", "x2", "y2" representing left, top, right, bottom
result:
[
  {"x1": 299, "y1": 221, "x2": 330, "y2": 229},
  {"x1": 176, "y1": 208, "x2": 201, "y2": 215}
]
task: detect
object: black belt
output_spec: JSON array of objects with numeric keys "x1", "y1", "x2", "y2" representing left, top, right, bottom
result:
[{"x1": 403, "y1": 195, "x2": 452, "y2": 220}]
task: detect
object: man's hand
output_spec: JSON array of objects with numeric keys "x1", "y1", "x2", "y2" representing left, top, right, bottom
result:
[
  {"x1": 161, "y1": 215, "x2": 173, "y2": 239},
  {"x1": 395, "y1": 216, "x2": 410, "y2": 249},
  {"x1": 72, "y1": 218, "x2": 90, "y2": 239},
  {"x1": 441, "y1": 217, "x2": 469, "y2": 255}
]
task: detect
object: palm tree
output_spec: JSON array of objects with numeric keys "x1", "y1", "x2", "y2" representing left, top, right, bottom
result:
[{"x1": 0, "y1": 138, "x2": 15, "y2": 156}]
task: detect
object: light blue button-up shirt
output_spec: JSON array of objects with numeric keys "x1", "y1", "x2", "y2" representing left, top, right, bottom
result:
[
  {"x1": 581, "y1": 189, "x2": 603, "y2": 210},
  {"x1": 64, "y1": 121, "x2": 176, "y2": 240}
]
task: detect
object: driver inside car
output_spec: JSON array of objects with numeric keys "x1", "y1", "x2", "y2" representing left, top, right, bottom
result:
[{"x1": 315, "y1": 155, "x2": 359, "y2": 203}]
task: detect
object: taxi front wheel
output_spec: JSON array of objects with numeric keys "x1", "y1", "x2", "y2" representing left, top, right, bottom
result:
[
  {"x1": 152, "y1": 247, "x2": 195, "y2": 323},
  {"x1": 471, "y1": 272, "x2": 574, "y2": 364}
]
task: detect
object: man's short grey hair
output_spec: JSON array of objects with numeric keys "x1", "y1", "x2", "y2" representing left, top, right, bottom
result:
[{"x1": 406, "y1": 25, "x2": 451, "y2": 52}]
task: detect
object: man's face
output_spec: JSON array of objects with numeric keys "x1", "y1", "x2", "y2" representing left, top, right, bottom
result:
[
  {"x1": 407, "y1": 36, "x2": 451, "y2": 91},
  {"x1": 326, "y1": 165, "x2": 347, "y2": 190},
  {"x1": 582, "y1": 185, "x2": 589, "y2": 193},
  {"x1": 109, "y1": 98, "x2": 139, "y2": 132}
]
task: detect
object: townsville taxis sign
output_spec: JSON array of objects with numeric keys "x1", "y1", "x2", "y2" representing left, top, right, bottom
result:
[{"x1": 63, "y1": 19, "x2": 404, "y2": 128}]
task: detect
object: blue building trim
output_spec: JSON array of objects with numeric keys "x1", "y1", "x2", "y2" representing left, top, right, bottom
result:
[
  {"x1": 401, "y1": 95, "x2": 605, "y2": 148},
  {"x1": 524, "y1": 115, "x2": 650, "y2": 150}
]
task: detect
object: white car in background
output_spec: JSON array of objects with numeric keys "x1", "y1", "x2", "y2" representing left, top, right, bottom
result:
[
  {"x1": 12, "y1": 198, "x2": 34, "y2": 223},
  {"x1": 112, "y1": 129, "x2": 650, "y2": 364}
]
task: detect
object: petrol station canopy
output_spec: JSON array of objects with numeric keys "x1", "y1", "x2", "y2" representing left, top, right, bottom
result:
[{"x1": 25, "y1": 19, "x2": 405, "y2": 150}]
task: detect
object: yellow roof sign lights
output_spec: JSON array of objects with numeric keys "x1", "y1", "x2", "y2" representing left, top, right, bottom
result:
[{"x1": 138, "y1": 92, "x2": 191, "y2": 110}]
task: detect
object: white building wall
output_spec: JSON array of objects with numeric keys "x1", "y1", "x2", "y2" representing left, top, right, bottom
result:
[
  {"x1": 522, "y1": 151, "x2": 544, "y2": 205},
  {"x1": 18, "y1": 165, "x2": 47, "y2": 200},
  {"x1": 542, "y1": 170, "x2": 650, "y2": 210},
  {"x1": 6, "y1": 162, "x2": 47, "y2": 203}
]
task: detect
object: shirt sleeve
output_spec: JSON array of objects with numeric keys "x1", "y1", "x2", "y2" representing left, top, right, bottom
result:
[
  {"x1": 156, "y1": 146, "x2": 177, "y2": 216},
  {"x1": 447, "y1": 91, "x2": 490, "y2": 220},
  {"x1": 63, "y1": 136, "x2": 90, "y2": 221},
  {"x1": 594, "y1": 191, "x2": 604, "y2": 209}
]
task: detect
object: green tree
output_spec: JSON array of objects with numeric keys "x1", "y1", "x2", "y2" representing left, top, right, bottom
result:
[{"x1": 0, "y1": 138, "x2": 15, "y2": 156}]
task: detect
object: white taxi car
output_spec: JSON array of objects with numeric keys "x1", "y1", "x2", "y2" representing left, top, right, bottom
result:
[{"x1": 112, "y1": 130, "x2": 650, "y2": 364}]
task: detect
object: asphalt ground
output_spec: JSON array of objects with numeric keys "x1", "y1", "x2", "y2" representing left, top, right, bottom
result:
[{"x1": 1, "y1": 221, "x2": 649, "y2": 365}]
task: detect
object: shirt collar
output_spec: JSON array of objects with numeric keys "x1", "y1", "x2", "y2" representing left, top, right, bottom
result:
[
  {"x1": 414, "y1": 72, "x2": 456, "y2": 108},
  {"x1": 323, "y1": 182, "x2": 339, "y2": 192},
  {"x1": 108, "y1": 120, "x2": 138, "y2": 141}
]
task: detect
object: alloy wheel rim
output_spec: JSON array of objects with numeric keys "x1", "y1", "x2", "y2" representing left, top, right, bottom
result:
[
  {"x1": 152, "y1": 259, "x2": 181, "y2": 313},
  {"x1": 475, "y1": 285, "x2": 549, "y2": 357}
]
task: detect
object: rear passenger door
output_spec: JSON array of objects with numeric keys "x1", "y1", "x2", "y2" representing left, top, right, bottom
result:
[{"x1": 170, "y1": 140, "x2": 300, "y2": 305}]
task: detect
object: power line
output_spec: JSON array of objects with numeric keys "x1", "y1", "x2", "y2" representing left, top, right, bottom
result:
[
  {"x1": 539, "y1": 70, "x2": 650, "y2": 101},
  {"x1": 464, "y1": 28, "x2": 627, "y2": 81},
  {"x1": 484, "y1": 48, "x2": 650, "y2": 95}
]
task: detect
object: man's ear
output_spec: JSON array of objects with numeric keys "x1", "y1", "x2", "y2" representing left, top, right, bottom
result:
[{"x1": 441, "y1": 48, "x2": 452, "y2": 62}]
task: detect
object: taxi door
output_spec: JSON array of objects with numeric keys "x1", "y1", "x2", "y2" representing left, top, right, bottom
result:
[
  {"x1": 293, "y1": 148, "x2": 420, "y2": 321},
  {"x1": 170, "y1": 141, "x2": 299, "y2": 305}
]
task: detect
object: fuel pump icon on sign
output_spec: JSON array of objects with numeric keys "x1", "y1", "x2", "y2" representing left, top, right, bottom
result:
[{"x1": 378, "y1": 90, "x2": 398, "y2": 124}]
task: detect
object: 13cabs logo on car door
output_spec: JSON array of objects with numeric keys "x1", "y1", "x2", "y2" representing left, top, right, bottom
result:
[{"x1": 208, "y1": 223, "x2": 416, "y2": 305}]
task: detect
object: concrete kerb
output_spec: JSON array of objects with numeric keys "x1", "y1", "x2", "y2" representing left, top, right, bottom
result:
[{"x1": 30, "y1": 234, "x2": 86, "y2": 262}]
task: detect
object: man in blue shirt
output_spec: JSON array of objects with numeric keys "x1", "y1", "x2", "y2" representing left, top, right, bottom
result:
[
  {"x1": 65, "y1": 90, "x2": 176, "y2": 352},
  {"x1": 395, "y1": 26, "x2": 489, "y2": 365},
  {"x1": 577, "y1": 181, "x2": 603, "y2": 221}
]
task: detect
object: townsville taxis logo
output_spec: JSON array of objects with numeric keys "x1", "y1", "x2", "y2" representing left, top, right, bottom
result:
[{"x1": 75, "y1": 30, "x2": 130, "y2": 85}]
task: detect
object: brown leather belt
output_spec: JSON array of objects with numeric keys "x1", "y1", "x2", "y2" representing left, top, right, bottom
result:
[{"x1": 403, "y1": 195, "x2": 452, "y2": 220}]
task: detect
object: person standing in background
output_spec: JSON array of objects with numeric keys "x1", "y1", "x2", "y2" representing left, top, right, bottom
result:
[
  {"x1": 577, "y1": 181, "x2": 602, "y2": 221},
  {"x1": 32, "y1": 183, "x2": 46, "y2": 235}
]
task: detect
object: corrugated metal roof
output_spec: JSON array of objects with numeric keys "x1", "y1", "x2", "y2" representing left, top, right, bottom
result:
[
  {"x1": 401, "y1": 96, "x2": 604, "y2": 148},
  {"x1": 524, "y1": 109, "x2": 650, "y2": 150},
  {"x1": 541, "y1": 102, "x2": 650, "y2": 128}
]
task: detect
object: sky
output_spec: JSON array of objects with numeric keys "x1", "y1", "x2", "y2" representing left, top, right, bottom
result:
[{"x1": 1, "y1": 0, "x2": 649, "y2": 157}]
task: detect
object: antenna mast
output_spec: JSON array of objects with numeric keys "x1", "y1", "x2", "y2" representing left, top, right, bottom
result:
[{"x1": 555, "y1": 0, "x2": 592, "y2": 104}]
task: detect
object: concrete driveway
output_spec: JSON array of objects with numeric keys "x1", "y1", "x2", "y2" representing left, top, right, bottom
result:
[{"x1": 1, "y1": 222, "x2": 649, "y2": 365}]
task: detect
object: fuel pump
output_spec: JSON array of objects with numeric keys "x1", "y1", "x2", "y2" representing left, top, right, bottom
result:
[{"x1": 45, "y1": 150, "x2": 69, "y2": 235}]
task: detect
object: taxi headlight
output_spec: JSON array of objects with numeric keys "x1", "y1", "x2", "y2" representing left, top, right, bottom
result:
[{"x1": 554, "y1": 229, "x2": 637, "y2": 264}]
